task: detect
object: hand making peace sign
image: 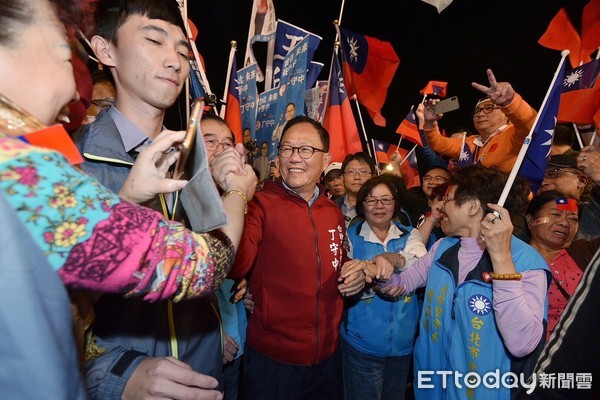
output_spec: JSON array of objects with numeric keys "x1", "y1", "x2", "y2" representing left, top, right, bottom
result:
[{"x1": 471, "y1": 69, "x2": 515, "y2": 107}]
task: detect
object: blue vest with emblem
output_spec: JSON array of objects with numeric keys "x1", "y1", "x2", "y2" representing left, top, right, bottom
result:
[
  {"x1": 413, "y1": 237, "x2": 550, "y2": 400},
  {"x1": 340, "y1": 221, "x2": 420, "y2": 357}
]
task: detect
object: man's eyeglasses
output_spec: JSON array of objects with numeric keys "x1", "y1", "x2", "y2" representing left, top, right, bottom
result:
[
  {"x1": 544, "y1": 168, "x2": 582, "y2": 179},
  {"x1": 364, "y1": 196, "x2": 394, "y2": 206},
  {"x1": 344, "y1": 169, "x2": 372, "y2": 177},
  {"x1": 422, "y1": 175, "x2": 449, "y2": 183},
  {"x1": 205, "y1": 138, "x2": 234, "y2": 151},
  {"x1": 278, "y1": 145, "x2": 325, "y2": 159},
  {"x1": 472, "y1": 105, "x2": 500, "y2": 116},
  {"x1": 91, "y1": 98, "x2": 115, "y2": 110}
]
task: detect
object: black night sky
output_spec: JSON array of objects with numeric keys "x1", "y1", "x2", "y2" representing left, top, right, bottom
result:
[{"x1": 182, "y1": 0, "x2": 591, "y2": 149}]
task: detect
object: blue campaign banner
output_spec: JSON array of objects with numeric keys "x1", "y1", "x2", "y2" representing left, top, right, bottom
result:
[
  {"x1": 237, "y1": 63, "x2": 259, "y2": 142},
  {"x1": 255, "y1": 87, "x2": 280, "y2": 160},
  {"x1": 272, "y1": 20, "x2": 321, "y2": 88},
  {"x1": 268, "y1": 36, "x2": 309, "y2": 159}
]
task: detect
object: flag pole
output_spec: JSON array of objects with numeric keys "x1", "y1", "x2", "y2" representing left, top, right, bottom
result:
[
  {"x1": 371, "y1": 139, "x2": 381, "y2": 174},
  {"x1": 352, "y1": 95, "x2": 374, "y2": 158},
  {"x1": 496, "y1": 50, "x2": 570, "y2": 207},
  {"x1": 399, "y1": 144, "x2": 417, "y2": 166},
  {"x1": 396, "y1": 135, "x2": 403, "y2": 151},
  {"x1": 572, "y1": 123, "x2": 585, "y2": 149},
  {"x1": 220, "y1": 41, "x2": 237, "y2": 118}
]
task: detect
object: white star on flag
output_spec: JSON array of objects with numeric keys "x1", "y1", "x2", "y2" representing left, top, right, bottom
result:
[{"x1": 347, "y1": 37, "x2": 359, "y2": 63}]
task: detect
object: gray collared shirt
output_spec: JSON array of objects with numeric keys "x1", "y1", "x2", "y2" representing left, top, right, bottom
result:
[{"x1": 108, "y1": 106, "x2": 151, "y2": 153}]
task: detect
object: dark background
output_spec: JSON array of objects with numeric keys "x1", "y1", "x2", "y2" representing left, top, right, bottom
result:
[{"x1": 181, "y1": 0, "x2": 590, "y2": 149}]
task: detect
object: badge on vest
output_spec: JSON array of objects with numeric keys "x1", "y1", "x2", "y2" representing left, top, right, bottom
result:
[{"x1": 468, "y1": 294, "x2": 492, "y2": 316}]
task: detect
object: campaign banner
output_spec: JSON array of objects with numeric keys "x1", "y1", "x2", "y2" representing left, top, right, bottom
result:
[{"x1": 238, "y1": 63, "x2": 259, "y2": 142}]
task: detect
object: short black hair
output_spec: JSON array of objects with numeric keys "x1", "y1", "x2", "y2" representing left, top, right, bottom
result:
[
  {"x1": 552, "y1": 124, "x2": 575, "y2": 148},
  {"x1": 451, "y1": 165, "x2": 530, "y2": 219},
  {"x1": 202, "y1": 112, "x2": 235, "y2": 143},
  {"x1": 280, "y1": 115, "x2": 330, "y2": 152},
  {"x1": 94, "y1": 0, "x2": 186, "y2": 45},
  {"x1": 355, "y1": 175, "x2": 402, "y2": 219},
  {"x1": 341, "y1": 152, "x2": 376, "y2": 175}
]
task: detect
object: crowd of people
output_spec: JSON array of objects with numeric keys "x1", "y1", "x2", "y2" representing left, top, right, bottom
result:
[{"x1": 1, "y1": 0, "x2": 599, "y2": 399}]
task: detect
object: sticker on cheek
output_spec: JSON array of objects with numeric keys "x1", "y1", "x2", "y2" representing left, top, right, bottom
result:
[{"x1": 531, "y1": 217, "x2": 550, "y2": 226}]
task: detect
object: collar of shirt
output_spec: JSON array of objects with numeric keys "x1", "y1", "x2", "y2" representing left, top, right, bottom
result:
[
  {"x1": 108, "y1": 106, "x2": 152, "y2": 153},
  {"x1": 473, "y1": 123, "x2": 509, "y2": 147},
  {"x1": 359, "y1": 221, "x2": 404, "y2": 249},
  {"x1": 282, "y1": 180, "x2": 320, "y2": 206}
]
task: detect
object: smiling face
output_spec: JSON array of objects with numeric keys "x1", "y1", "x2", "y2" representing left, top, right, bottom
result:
[
  {"x1": 527, "y1": 201, "x2": 579, "y2": 251},
  {"x1": 472, "y1": 100, "x2": 507, "y2": 138},
  {"x1": 276, "y1": 122, "x2": 330, "y2": 201},
  {"x1": 95, "y1": 14, "x2": 190, "y2": 113},
  {"x1": 440, "y1": 185, "x2": 480, "y2": 237},
  {"x1": 422, "y1": 168, "x2": 450, "y2": 197},
  {"x1": 0, "y1": 0, "x2": 77, "y2": 126},
  {"x1": 363, "y1": 184, "x2": 395, "y2": 229}
]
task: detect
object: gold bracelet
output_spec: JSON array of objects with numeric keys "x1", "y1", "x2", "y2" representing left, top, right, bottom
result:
[
  {"x1": 222, "y1": 190, "x2": 248, "y2": 215},
  {"x1": 487, "y1": 272, "x2": 522, "y2": 281}
]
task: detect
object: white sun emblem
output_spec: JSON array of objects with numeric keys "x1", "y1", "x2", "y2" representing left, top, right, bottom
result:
[
  {"x1": 563, "y1": 69, "x2": 583, "y2": 88},
  {"x1": 347, "y1": 37, "x2": 360, "y2": 63},
  {"x1": 468, "y1": 294, "x2": 491, "y2": 316}
]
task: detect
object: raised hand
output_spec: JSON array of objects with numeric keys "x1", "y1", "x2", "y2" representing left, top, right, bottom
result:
[{"x1": 471, "y1": 69, "x2": 514, "y2": 107}]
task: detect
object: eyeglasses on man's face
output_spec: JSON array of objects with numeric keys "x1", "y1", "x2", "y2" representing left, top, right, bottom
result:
[
  {"x1": 543, "y1": 168, "x2": 581, "y2": 179},
  {"x1": 278, "y1": 144, "x2": 325, "y2": 159},
  {"x1": 91, "y1": 98, "x2": 115, "y2": 110},
  {"x1": 204, "y1": 137, "x2": 234, "y2": 151},
  {"x1": 344, "y1": 169, "x2": 372, "y2": 177},
  {"x1": 422, "y1": 175, "x2": 448, "y2": 183},
  {"x1": 472, "y1": 105, "x2": 500, "y2": 116},
  {"x1": 364, "y1": 196, "x2": 394, "y2": 206}
]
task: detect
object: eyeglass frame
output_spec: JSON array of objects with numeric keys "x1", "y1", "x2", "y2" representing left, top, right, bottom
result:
[
  {"x1": 278, "y1": 144, "x2": 326, "y2": 159},
  {"x1": 543, "y1": 167, "x2": 583, "y2": 179},
  {"x1": 363, "y1": 196, "x2": 395, "y2": 206},
  {"x1": 91, "y1": 98, "x2": 115, "y2": 110},
  {"x1": 422, "y1": 175, "x2": 449, "y2": 183},
  {"x1": 343, "y1": 169, "x2": 373, "y2": 177},
  {"x1": 472, "y1": 105, "x2": 501, "y2": 116},
  {"x1": 204, "y1": 137, "x2": 235, "y2": 151}
]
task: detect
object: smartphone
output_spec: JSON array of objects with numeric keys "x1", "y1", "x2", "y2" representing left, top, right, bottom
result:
[
  {"x1": 173, "y1": 99, "x2": 203, "y2": 179},
  {"x1": 433, "y1": 96, "x2": 460, "y2": 115}
]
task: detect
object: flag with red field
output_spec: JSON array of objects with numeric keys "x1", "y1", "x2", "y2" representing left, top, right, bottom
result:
[
  {"x1": 558, "y1": 59, "x2": 600, "y2": 124},
  {"x1": 338, "y1": 26, "x2": 400, "y2": 127},
  {"x1": 395, "y1": 109, "x2": 422, "y2": 146},
  {"x1": 538, "y1": 8, "x2": 590, "y2": 67},
  {"x1": 323, "y1": 55, "x2": 363, "y2": 162},
  {"x1": 420, "y1": 80, "x2": 448, "y2": 97},
  {"x1": 373, "y1": 139, "x2": 393, "y2": 163},
  {"x1": 224, "y1": 57, "x2": 243, "y2": 143}
]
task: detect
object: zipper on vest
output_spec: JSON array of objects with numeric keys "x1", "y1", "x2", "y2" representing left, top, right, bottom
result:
[
  {"x1": 451, "y1": 292, "x2": 457, "y2": 319},
  {"x1": 309, "y1": 206, "x2": 321, "y2": 365},
  {"x1": 83, "y1": 152, "x2": 135, "y2": 166}
]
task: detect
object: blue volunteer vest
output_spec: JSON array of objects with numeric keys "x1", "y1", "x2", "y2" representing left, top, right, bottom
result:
[
  {"x1": 341, "y1": 221, "x2": 420, "y2": 357},
  {"x1": 413, "y1": 237, "x2": 551, "y2": 400}
]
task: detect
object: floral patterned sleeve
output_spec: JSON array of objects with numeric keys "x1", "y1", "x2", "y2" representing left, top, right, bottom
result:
[{"x1": 0, "y1": 137, "x2": 234, "y2": 301}]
